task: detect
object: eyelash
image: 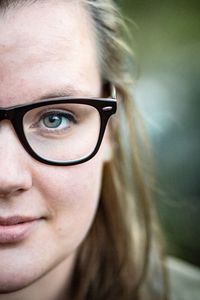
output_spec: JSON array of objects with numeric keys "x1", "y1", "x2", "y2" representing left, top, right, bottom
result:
[{"x1": 32, "y1": 109, "x2": 78, "y2": 133}]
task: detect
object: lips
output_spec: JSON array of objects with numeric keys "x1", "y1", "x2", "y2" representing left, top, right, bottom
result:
[
  {"x1": 0, "y1": 216, "x2": 37, "y2": 226},
  {"x1": 0, "y1": 215, "x2": 41, "y2": 244}
]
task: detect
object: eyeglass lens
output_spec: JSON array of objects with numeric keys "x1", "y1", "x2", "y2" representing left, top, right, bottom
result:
[{"x1": 23, "y1": 103, "x2": 100, "y2": 163}]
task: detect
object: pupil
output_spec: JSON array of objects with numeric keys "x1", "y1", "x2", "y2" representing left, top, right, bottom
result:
[{"x1": 44, "y1": 115, "x2": 61, "y2": 128}]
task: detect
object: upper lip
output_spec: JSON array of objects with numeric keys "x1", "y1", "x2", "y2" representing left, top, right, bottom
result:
[{"x1": 0, "y1": 216, "x2": 38, "y2": 226}]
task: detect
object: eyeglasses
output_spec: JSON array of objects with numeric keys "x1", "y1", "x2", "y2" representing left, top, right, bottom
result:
[{"x1": 0, "y1": 85, "x2": 117, "y2": 166}]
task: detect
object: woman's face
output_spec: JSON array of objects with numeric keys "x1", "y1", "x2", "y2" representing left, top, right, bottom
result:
[{"x1": 0, "y1": 1, "x2": 110, "y2": 293}]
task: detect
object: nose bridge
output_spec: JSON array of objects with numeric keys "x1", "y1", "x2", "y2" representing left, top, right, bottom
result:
[
  {"x1": 0, "y1": 120, "x2": 22, "y2": 155},
  {"x1": 0, "y1": 120, "x2": 27, "y2": 168},
  {"x1": 0, "y1": 121, "x2": 32, "y2": 196},
  {"x1": 0, "y1": 105, "x2": 19, "y2": 149}
]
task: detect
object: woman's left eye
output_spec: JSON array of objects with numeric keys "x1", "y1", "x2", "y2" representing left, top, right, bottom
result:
[{"x1": 40, "y1": 112, "x2": 76, "y2": 130}]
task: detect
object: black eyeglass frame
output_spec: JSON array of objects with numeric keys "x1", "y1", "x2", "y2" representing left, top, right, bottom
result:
[{"x1": 0, "y1": 86, "x2": 117, "y2": 166}]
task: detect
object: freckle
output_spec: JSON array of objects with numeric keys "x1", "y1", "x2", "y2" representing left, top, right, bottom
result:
[
  {"x1": 18, "y1": 78, "x2": 27, "y2": 88},
  {"x1": 0, "y1": 44, "x2": 6, "y2": 52},
  {"x1": 0, "y1": 72, "x2": 4, "y2": 81},
  {"x1": 57, "y1": 227, "x2": 63, "y2": 233}
]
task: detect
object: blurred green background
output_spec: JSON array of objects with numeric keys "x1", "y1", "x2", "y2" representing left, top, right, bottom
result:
[{"x1": 116, "y1": 0, "x2": 200, "y2": 266}]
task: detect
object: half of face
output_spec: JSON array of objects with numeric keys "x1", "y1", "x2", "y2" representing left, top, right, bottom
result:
[{"x1": 0, "y1": 0, "x2": 113, "y2": 296}]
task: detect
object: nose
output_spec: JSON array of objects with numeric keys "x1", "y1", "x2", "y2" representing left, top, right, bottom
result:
[{"x1": 0, "y1": 122, "x2": 32, "y2": 198}]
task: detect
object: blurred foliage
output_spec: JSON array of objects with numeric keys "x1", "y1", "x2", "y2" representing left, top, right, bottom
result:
[{"x1": 116, "y1": 0, "x2": 200, "y2": 266}]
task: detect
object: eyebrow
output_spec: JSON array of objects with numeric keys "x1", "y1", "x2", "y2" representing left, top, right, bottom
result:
[{"x1": 33, "y1": 86, "x2": 93, "y2": 102}]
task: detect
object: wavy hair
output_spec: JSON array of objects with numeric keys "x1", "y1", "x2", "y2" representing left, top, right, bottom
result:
[{"x1": 68, "y1": 1, "x2": 168, "y2": 300}]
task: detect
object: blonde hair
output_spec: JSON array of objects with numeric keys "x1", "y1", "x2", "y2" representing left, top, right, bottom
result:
[
  {"x1": 68, "y1": 1, "x2": 168, "y2": 300},
  {"x1": 0, "y1": 1, "x2": 168, "y2": 299}
]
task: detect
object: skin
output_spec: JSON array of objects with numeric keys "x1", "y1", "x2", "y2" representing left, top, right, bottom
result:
[{"x1": 0, "y1": 1, "x2": 111, "y2": 299}]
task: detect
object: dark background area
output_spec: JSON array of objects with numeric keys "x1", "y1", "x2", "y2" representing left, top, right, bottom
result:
[{"x1": 117, "y1": 0, "x2": 200, "y2": 266}]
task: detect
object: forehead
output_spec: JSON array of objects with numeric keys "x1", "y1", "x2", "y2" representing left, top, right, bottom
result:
[
  {"x1": 0, "y1": 1, "x2": 89, "y2": 50},
  {"x1": 0, "y1": 1, "x2": 101, "y2": 106}
]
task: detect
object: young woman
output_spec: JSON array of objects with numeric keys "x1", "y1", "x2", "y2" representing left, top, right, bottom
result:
[{"x1": 0, "y1": 1, "x2": 167, "y2": 299}]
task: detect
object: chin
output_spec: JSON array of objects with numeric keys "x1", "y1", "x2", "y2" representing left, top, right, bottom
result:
[
  {"x1": 0, "y1": 272, "x2": 40, "y2": 294},
  {"x1": 0, "y1": 281, "x2": 30, "y2": 294}
]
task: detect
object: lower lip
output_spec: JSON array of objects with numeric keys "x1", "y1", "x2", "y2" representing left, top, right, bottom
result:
[{"x1": 0, "y1": 220, "x2": 40, "y2": 244}]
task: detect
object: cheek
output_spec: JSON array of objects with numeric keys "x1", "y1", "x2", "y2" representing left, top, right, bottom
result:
[
  {"x1": 33, "y1": 154, "x2": 103, "y2": 248},
  {"x1": 44, "y1": 160, "x2": 102, "y2": 211}
]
